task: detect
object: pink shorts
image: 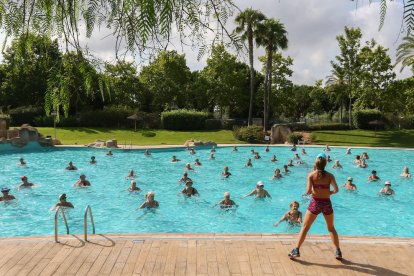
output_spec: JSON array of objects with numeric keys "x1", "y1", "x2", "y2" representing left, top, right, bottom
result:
[{"x1": 308, "y1": 197, "x2": 333, "y2": 215}]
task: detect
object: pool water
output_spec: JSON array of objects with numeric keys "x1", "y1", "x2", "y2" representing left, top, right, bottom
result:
[{"x1": 0, "y1": 145, "x2": 413, "y2": 238}]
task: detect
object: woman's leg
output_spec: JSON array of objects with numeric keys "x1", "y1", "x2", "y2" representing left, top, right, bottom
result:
[
  {"x1": 323, "y1": 213, "x2": 340, "y2": 248},
  {"x1": 295, "y1": 210, "x2": 318, "y2": 248}
]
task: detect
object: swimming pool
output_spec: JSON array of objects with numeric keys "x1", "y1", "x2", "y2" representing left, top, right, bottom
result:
[{"x1": 0, "y1": 145, "x2": 413, "y2": 238}]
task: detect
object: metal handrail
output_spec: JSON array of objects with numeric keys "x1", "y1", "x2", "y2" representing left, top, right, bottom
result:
[
  {"x1": 84, "y1": 205, "x2": 95, "y2": 241},
  {"x1": 54, "y1": 206, "x2": 69, "y2": 243}
]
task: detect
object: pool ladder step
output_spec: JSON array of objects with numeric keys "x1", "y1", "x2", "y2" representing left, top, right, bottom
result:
[{"x1": 54, "y1": 205, "x2": 96, "y2": 243}]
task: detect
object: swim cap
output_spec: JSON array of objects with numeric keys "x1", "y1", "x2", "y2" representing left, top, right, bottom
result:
[
  {"x1": 257, "y1": 181, "x2": 264, "y2": 187},
  {"x1": 347, "y1": 177, "x2": 353, "y2": 181},
  {"x1": 59, "y1": 194, "x2": 66, "y2": 199},
  {"x1": 21, "y1": 176, "x2": 27, "y2": 180},
  {"x1": 385, "y1": 181, "x2": 391, "y2": 186},
  {"x1": 1, "y1": 187, "x2": 10, "y2": 193},
  {"x1": 317, "y1": 153, "x2": 326, "y2": 159}
]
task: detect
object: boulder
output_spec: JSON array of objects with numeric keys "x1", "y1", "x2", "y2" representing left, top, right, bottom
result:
[{"x1": 270, "y1": 124, "x2": 292, "y2": 144}]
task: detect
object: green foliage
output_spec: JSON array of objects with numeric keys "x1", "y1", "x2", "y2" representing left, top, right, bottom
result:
[
  {"x1": 353, "y1": 109, "x2": 386, "y2": 130},
  {"x1": 233, "y1": 125, "x2": 264, "y2": 143},
  {"x1": 161, "y1": 109, "x2": 209, "y2": 130},
  {"x1": 141, "y1": 131, "x2": 156, "y2": 137},
  {"x1": 78, "y1": 108, "x2": 130, "y2": 128},
  {"x1": 205, "y1": 119, "x2": 222, "y2": 130},
  {"x1": 9, "y1": 106, "x2": 43, "y2": 126},
  {"x1": 287, "y1": 133, "x2": 303, "y2": 145},
  {"x1": 308, "y1": 123, "x2": 349, "y2": 131}
]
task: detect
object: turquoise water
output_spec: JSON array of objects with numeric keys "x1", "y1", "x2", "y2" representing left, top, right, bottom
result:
[{"x1": 0, "y1": 145, "x2": 413, "y2": 238}]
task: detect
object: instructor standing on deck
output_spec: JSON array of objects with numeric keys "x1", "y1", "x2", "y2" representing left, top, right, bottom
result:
[{"x1": 288, "y1": 153, "x2": 342, "y2": 259}]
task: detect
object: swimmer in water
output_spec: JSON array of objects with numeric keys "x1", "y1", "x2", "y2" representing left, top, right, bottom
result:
[
  {"x1": 194, "y1": 159, "x2": 202, "y2": 166},
  {"x1": 324, "y1": 145, "x2": 331, "y2": 151},
  {"x1": 354, "y1": 155, "x2": 361, "y2": 165},
  {"x1": 0, "y1": 187, "x2": 16, "y2": 201},
  {"x1": 144, "y1": 149, "x2": 151, "y2": 156},
  {"x1": 126, "y1": 169, "x2": 136, "y2": 178},
  {"x1": 282, "y1": 164, "x2": 290, "y2": 174},
  {"x1": 19, "y1": 157, "x2": 26, "y2": 166},
  {"x1": 74, "y1": 174, "x2": 91, "y2": 187},
  {"x1": 294, "y1": 153, "x2": 301, "y2": 160},
  {"x1": 222, "y1": 166, "x2": 231, "y2": 178},
  {"x1": 18, "y1": 176, "x2": 34, "y2": 189},
  {"x1": 272, "y1": 168, "x2": 282, "y2": 179},
  {"x1": 211, "y1": 146, "x2": 216, "y2": 153},
  {"x1": 271, "y1": 155, "x2": 278, "y2": 162},
  {"x1": 250, "y1": 149, "x2": 255, "y2": 155},
  {"x1": 181, "y1": 180, "x2": 199, "y2": 197},
  {"x1": 139, "y1": 192, "x2": 159, "y2": 209},
  {"x1": 171, "y1": 155, "x2": 180, "y2": 162},
  {"x1": 362, "y1": 152, "x2": 369, "y2": 160},
  {"x1": 254, "y1": 152, "x2": 261, "y2": 159},
  {"x1": 89, "y1": 156, "x2": 97, "y2": 164},
  {"x1": 212, "y1": 192, "x2": 237, "y2": 209},
  {"x1": 190, "y1": 148, "x2": 196, "y2": 155},
  {"x1": 379, "y1": 181, "x2": 394, "y2": 195},
  {"x1": 343, "y1": 177, "x2": 357, "y2": 190},
  {"x1": 53, "y1": 194, "x2": 74, "y2": 208},
  {"x1": 401, "y1": 166, "x2": 411, "y2": 178},
  {"x1": 246, "y1": 158, "x2": 253, "y2": 167},
  {"x1": 209, "y1": 153, "x2": 215, "y2": 160},
  {"x1": 65, "y1": 161, "x2": 77, "y2": 171},
  {"x1": 106, "y1": 150, "x2": 113, "y2": 156},
  {"x1": 273, "y1": 201, "x2": 302, "y2": 226},
  {"x1": 232, "y1": 146, "x2": 238, "y2": 152},
  {"x1": 291, "y1": 144, "x2": 297, "y2": 151},
  {"x1": 265, "y1": 145, "x2": 270, "y2": 152},
  {"x1": 287, "y1": 160, "x2": 294, "y2": 167},
  {"x1": 179, "y1": 172, "x2": 192, "y2": 183},
  {"x1": 327, "y1": 155, "x2": 332, "y2": 162},
  {"x1": 128, "y1": 180, "x2": 141, "y2": 192},
  {"x1": 368, "y1": 170, "x2": 380, "y2": 181},
  {"x1": 346, "y1": 148, "x2": 351, "y2": 154},
  {"x1": 243, "y1": 181, "x2": 272, "y2": 200},
  {"x1": 359, "y1": 159, "x2": 367, "y2": 168},
  {"x1": 302, "y1": 148, "x2": 307, "y2": 155},
  {"x1": 332, "y1": 160, "x2": 342, "y2": 169},
  {"x1": 185, "y1": 163, "x2": 194, "y2": 171}
]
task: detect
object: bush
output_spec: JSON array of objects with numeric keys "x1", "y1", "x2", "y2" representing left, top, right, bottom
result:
[
  {"x1": 308, "y1": 123, "x2": 349, "y2": 131},
  {"x1": 286, "y1": 122, "x2": 308, "y2": 131},
  {"x1": 205, "y1": 119, "x2": 222, "y2": 130},
  {"x1": 78, "y1": 108, "x2": 130, "y2": 128},
  {"x1": 161, "y1": 109, "x2": 209, "y2": 130},
  {"x1": 287, "y1": 133, "x2": 303, "y2": 145},
  {"x1": 223, "y1": 118, "x2": 246, "y2": 130},
  {"x1": 59, "y1": 116, "x2": 79, "y2": 127},
  {"x1": 142, "y1": 131, "x2": 156, "y2": 137},
  {"x1": 353, "y1": 109, "x2": 386, "y2": 130},
  {"x1": 401, "y1": 115, "x2": 414, "y2": 129},
  {"x1": 233, "y1": 125, "x2": 264, "y2": 143},
  {"x1": 9, "y1": 106, "x2": 43, "y2": 126}
]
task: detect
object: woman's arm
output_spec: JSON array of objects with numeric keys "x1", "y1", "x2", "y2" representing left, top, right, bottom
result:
[
  {"x1": 306, "y1": 174, "x2": 313, "y2": 195},
  {"x1": 243, "y1": 190, "x2": 256, "y2": 198},
  {"x1": 139, "y1": 202, "x2": 147, "y2": 209},
  {"x1": 297, "y1": 212, "x2": 303, "y2": 223},
  {"x1": 273, "y1": 213, "x2": 288, "y2": 226},
  {"x1": 330, "y1": 175, "x2": 339, "y2": 195}
]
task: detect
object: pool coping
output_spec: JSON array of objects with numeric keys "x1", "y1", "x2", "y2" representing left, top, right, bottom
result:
[
  {"x1": 1, "y1": 233, "x2": 413, "y2": 245},
  {"x1": 54, "y1": 144, "x2": 414, "y2": 150}
]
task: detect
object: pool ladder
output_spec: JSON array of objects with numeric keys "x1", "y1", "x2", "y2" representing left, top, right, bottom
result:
[{"x1": 54, "y1": 205, "x2": 96, "y2": 243}]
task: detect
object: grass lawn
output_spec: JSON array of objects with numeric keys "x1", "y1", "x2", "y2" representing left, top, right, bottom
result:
[
  {"x1": 311, "y1": 129, "x2": 414, "y2": 148},
  {"x1": 35, "y1": 127, "x2": 243, "y2": 145}
]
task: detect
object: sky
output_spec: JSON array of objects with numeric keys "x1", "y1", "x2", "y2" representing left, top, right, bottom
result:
[{"x1": 0, "y1": 0, "x2": 411, "y2": 85}]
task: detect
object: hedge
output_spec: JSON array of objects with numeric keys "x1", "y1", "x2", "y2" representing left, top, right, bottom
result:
[
  {"x1": 233, "y1": 125, "x2": 264, "y2": 143},
  {"x1": 308, "y1": 123, "x2": 349, "y2": 131},
  {"x1": 353, "y1": 109, "x2": 386, "y2": 130},
  {"x1": 9, "y1": 106, "x2": 43, "y2": 126},
  {"x1": 161, "y1": 109, "x2": 209, "y2": 130},
  {"x1": 205, "y1": 119, "x2": 222, "y2": 130}
]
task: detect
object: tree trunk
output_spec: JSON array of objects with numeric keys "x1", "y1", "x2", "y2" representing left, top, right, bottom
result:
[
  {"x1": 248, "y1": 31, "x2": 255, "y2": 126},
  {"x1": 264, "y1": 47, "x2": 273, "y2": 132},
  {"x1": 266, "y1": 50, "x2": 273, "y2": 131},
  {"x1": 348, "y1": 93, "x2": 352, "y2": 128}
]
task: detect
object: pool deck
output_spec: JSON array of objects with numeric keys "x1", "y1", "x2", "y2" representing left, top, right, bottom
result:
[{"x1": 0, "y1": 234, "x2": 412, "y2": 275}]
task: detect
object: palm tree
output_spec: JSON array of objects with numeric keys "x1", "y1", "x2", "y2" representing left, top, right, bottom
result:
[
  {"x1": 234, "y1": 9, "x2": 266, "y2": 126},
  {"x1": 256, "y1": 19, "x2": 288, "y2": 131},
  {"x1": 396, "y1": 35, "x2": 414, "y2": 72},
  {"x1": 326, "y1": 68, "x2": 348, "y2": 123}
]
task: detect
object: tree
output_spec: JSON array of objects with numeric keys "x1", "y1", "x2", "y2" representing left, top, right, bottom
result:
[
  {"x1": 255, "y1": 19, "x2": 288, "y2": 131},
  {"x1": 201, "y1": 44, "x2": 251, "y2": 118},
  {"x1": 104, "y1": 61, "x2": 150, "y2": 110},
  {"x1": 139, "y1": 51, "x2": 191, "y2": 112},
  {"x1": 396, "y1": 36, "x2": 414, "y2": 73},
  {"x1": 0, "y1": 1, "x2": 241, "y2": 59},
  {"x1": 0, "y1": 33, "x2": 61, "y2": 108},
  {"x1": 356, "y1": 40, "x2": 396, "y2": 112},
  {"x1": 326, "y1": 67, "x2": 348, "y2": 123},
  {"x1": 259, "y1": 51, "x2": 293, "y2": 120},
  {"x1": 331, "y1": 27, "x2": 362, "y2": 128},
  {"x1": 234, "y1": 8, "x2": 266, "y2": 125}
]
